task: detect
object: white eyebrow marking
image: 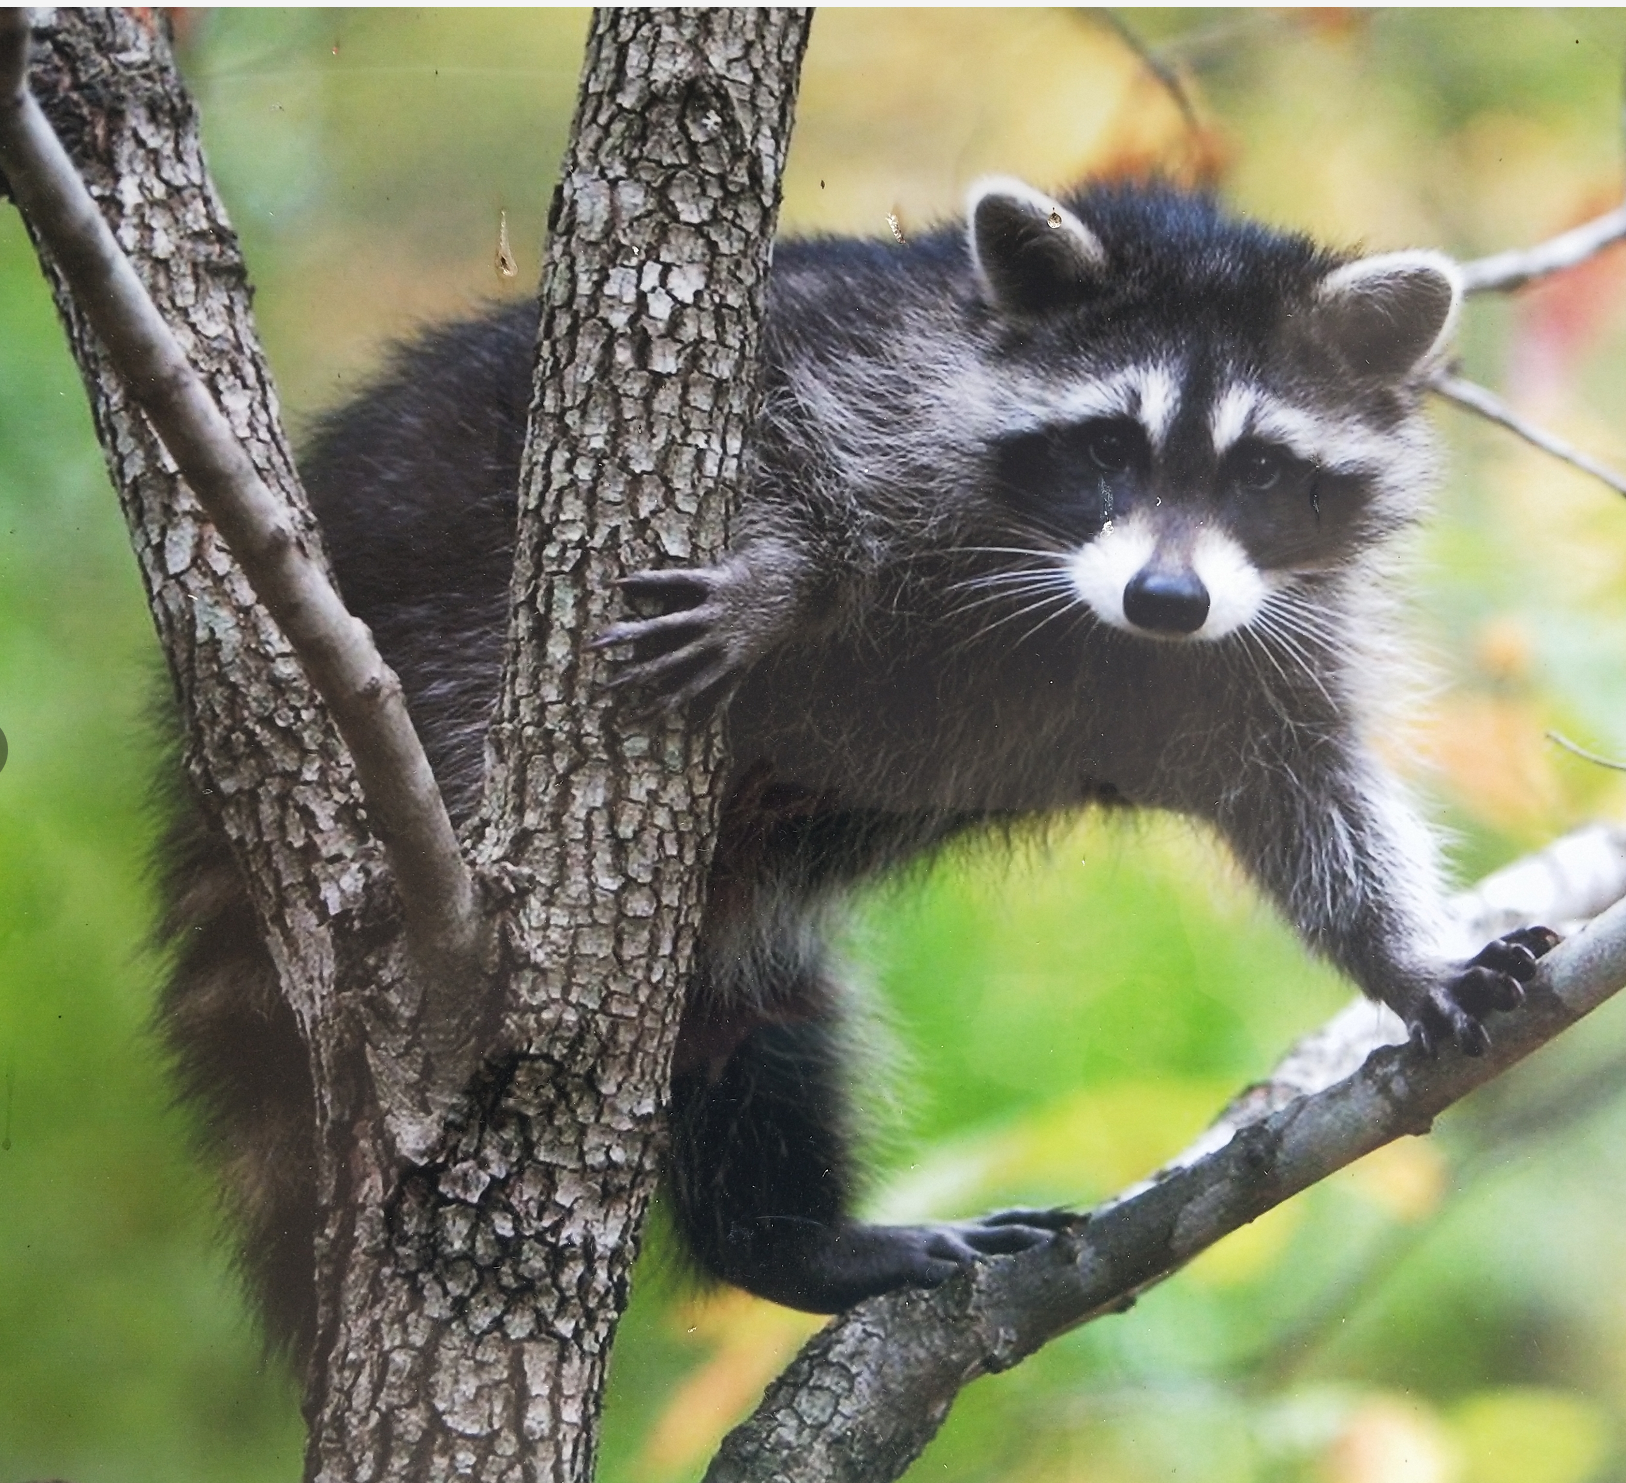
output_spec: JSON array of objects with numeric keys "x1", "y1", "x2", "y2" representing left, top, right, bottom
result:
[
  {"x1": 1210, "y1": 383, "x2": 1257, "y2": 455},
  {"x1": 1246, "y1": 395, "x2": 1390, "y2": 473},
  {"x1": 1135, "y1": 363, "x2": 1179, "y2": 448},
  {"x1": 1042, "y1": 367, "x2": 1139, "y2": 425},
  {"x1": 1207, "y1": 382, "x2": 1394, "y2": 475},
  {"x1": 1014, "y1": 361, "x2": 1182, "y2": 447}
]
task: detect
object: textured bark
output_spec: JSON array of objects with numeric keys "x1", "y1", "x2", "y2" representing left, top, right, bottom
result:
[
  {"x1": 305, "y1": 11, "x2": 810, "y2": 1482},
  {"x1": 0, "y1": 6, "x2": 483, "y2": 1125},
  {"x1": 6, "y1": 22, "x2": 398, "y2": 1413},
  {"x1": 10, "y1": 9, "x2": 365, "y2": 1041},
  {"x1": 11, "y1": 6, "x2": 808, "y2": 1481},
  {"x1": 705, "y1": 833, "x2": 1626, "y2": 1483}
]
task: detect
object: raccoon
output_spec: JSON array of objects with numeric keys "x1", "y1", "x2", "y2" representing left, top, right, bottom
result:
[{"x1": 160, "y1": 177, "x2": 1555, "y2": 1360}]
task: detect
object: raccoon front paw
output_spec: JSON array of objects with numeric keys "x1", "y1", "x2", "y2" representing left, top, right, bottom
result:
[
  {"x1": 593, "y1": 560, "x2": 766, "y2": 712},
  {"x1": 1406, "y1": 925, "x2": 1560, "y2": 1057}
]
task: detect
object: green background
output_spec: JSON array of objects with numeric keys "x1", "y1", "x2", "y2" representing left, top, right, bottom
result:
[{"x1": 6, "y1": 10, "x2": 1626, "y2": 1482}]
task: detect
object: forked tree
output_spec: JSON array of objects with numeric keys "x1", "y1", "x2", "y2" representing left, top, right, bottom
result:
[{"x1": 6, "y1": 10, "x2": 1626, "y2": 1483}]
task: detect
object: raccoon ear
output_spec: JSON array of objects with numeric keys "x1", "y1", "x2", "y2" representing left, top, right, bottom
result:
[
  {"x1": 967, "y1": 177, "x2": 1108, "y2": 317},
  {"x1": 1311, "y1": 250, "x2": 1463, "y2": 379}
]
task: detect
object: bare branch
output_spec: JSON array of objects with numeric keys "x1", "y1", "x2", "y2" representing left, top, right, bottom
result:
[
  {"x1": 0, "y1": 10, "x2": 484, "y2": 1054},
  {"x1": 1459, "y1": 200, "x2": 1626, "y2": 294},
  {"x1": 1548, "y1": 729, "x2": 1626, "y2": 772},
  {"x1": 1161, "y1": 824, "x2": 1626, "y2": 1175},
  {"x1": 706, "y1": 828, "x2": 1626, "y2": 1483},
  {"x1": 1428, "y1": 371, "x2": 1626, "y2": 499},
  {"x1": 1093, "y1": 10, "x2": 1202, "y2": 135}
]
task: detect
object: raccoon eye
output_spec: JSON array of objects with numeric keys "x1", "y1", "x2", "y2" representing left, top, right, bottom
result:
[
  {"x1": 1086, "y1": 426, "x2": 1136, "y2": 475},
  {"x1": 1234, "y1": 446, "x2": 1284, "y2": 492}
]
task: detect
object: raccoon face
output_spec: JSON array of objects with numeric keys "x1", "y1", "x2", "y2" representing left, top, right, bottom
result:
[{"x1": 970, "y1": 177, "x2": 1462, "y2": 645}]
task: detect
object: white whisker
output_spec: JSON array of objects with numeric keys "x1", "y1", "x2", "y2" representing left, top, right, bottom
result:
[
  {"x1": 1014, "y1": 599, "x2": 1088, "y2": 649},
  {"x1": 943, "y1": 571, "x2": 1076, "y2": 625},
  {"x1": 946, "y1": 567, "x2": 1072, "y2": 596},
  {"x1": 1248, "y1": 607, "x2": 1337, "y2": 707},
  {"x1": 955, "y1": 545, "x2": 1071, "y2": 560}
]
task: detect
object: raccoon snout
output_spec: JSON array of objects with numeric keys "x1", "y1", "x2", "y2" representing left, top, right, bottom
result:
[{"x1": 1122, "y1": 567, "x2": 1210, "y2": 635}]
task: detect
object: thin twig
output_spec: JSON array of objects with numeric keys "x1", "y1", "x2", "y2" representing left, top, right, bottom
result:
[
  {"x1": 1092, "y1": 10, "x2": 1202, "y2": 135},
  {"x1": 1459, "y1": 200, "x2": 1626, "y2": 294},
  {"x1": 1428, "y1": 371, "x2": 1626, "y2": 500},
  {"x1": 0, "y1": 11, "x2": 486, "y2": 1080},
  {"x1": 1153, "y1": 11, "x2": 1288, "y2": 70},
  {"x1": 1548, "y1": 729, "x2": 1626, "y2": 772}
]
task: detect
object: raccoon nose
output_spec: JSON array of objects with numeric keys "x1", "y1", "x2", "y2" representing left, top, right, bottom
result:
[{"x1": 1123, "y1": 568, "x2": 1210, "y2": 635}]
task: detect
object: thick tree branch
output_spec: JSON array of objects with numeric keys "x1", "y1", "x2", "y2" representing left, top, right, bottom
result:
[
  {"x1": 1429, "y1": 371, "x2": 1626, "y2": 499},
  {"x1": 2, "y1": 6, "x2": 382, "y2": 1240},
  {"x1": 706, "y1": 828, "x2": 1626, "y2": 1483},
  {"x1": 0, "y1": 9, "x2": 484, "y2": 1056}
]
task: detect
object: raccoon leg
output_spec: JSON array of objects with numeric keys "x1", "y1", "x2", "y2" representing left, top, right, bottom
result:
[
  {"x1": 1211, "y1": 753, "x2": 1558, "y2": 1056},
  {"x1": 667, "y1": 1002, "x2": 1071, "y2": 1313}
]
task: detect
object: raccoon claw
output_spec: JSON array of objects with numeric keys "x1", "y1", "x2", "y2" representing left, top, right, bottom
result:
[
  {"x1": 596, "y1": 562, "x2": 761, "y2": 712},
  {"x1": 601, "y1": 627, "x2": 736, "y2": 703},
  {"x1": 895, "y1": 1209, "x2": 1081, "y2": 1287},
  {"x1": 1405, "y1": 925, "x2": 1559, "y2": 1058},
  {"x1": 616, "y1": 567, "x2": 718, "y2": 603},
  {"x1": 940, "y1": 1207, "x2": 1082, "y2": 1255}
]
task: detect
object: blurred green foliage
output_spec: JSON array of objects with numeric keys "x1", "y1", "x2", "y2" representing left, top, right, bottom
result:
[{"x1": 6, "y1": 9, "x2": 1626, "y2": 1483}]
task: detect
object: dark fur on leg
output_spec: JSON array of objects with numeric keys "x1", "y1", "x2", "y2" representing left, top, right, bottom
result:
[{"x1": 668, "y1": 1015, "x2": 1068, "y2": 1312}]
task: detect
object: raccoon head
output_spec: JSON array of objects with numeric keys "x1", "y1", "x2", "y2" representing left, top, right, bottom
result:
[{"x1": 968, "y1": 177, "x2": 1462, "y2": 643}]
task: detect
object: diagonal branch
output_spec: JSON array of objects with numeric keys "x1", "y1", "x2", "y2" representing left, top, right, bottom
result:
[
  {"x1": 1548, "y1": 729, "x2": 1626, "y2": 773},
  {"x1": 0, "y1": 11, "x2": 484, "y2": 1051},
  {"x1": 1459, "y1": 199, "x2": 1626, "y2": 294},
  {"x1": 705, "y1": 826, "x2": 1626, "y2": 1483},
  {"x1": 1428, "y1": 371, "x2": 1626, "y2": 499},
  {"x1": 1093, "y1": 10, "x2": 1202, "y2": 136}
]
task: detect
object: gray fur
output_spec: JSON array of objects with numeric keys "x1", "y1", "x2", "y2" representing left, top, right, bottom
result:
[{"x1": 158, "y1": 178, "x2": 1549, "y2": 1362}]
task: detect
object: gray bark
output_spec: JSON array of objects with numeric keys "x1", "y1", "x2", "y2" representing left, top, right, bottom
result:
[
  {"x1": 2, "y1": 29, "x2": 388, "y2": 1396},
  {"x1": 7, "y1": 6, "x2": 808, "y2": 1481},
  {"x1": 309, "y1": 12, "x2": 809, "y2": 1481}
]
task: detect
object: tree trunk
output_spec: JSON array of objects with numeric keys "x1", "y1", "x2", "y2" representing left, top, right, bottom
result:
[
  {"x1": 307, "y1": 14, "x2": 807, "y2": 1477},
  {"x1": 9, "y1": 6, "x2": 808, "y2": 1480}
]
